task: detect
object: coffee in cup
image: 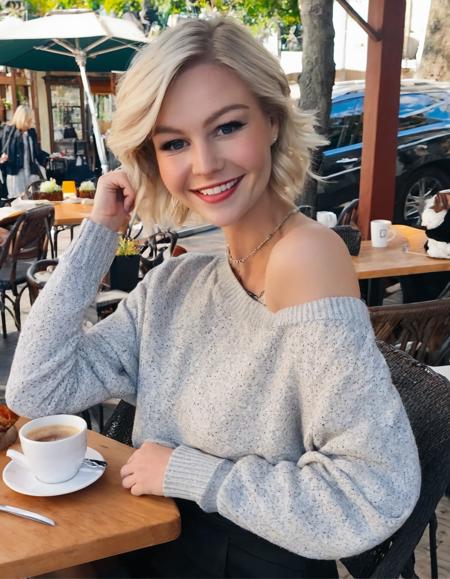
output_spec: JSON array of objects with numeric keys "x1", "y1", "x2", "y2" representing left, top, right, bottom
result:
[
  {"x1": 19, "y1": 415, "x2": 87, "y2": 484},
  {"x1": 26, "y1": 425, "x2": 80, "y2": 442}
]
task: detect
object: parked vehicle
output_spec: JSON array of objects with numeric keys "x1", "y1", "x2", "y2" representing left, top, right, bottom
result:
[{"x1": 316, "y1": 80, "x2": 450, "y2": 225}]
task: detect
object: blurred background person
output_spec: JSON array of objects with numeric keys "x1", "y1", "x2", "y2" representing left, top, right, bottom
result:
[{"x1": 0, "y1": 105, "x2": 48, "y2": 200}]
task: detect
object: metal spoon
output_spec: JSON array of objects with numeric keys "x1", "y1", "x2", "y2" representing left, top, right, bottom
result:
[{"x1": 0, "y1": 504, "x2": 55, "y2": 526}]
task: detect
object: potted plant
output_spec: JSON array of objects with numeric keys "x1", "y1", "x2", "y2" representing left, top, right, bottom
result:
[
  {"x1": 34, "y1": 178, "x2": 63, "y2": 201},
  {"x1": 77, "y1": 180, "x2": 96, "y2": 199},
  {"x1": 109, "y1": 236, "x2": 141, "y2": 292}
]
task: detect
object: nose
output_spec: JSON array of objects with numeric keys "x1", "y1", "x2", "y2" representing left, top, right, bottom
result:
[{"x1": 191, "y1": 141, "x2": 224, "y2": 176}]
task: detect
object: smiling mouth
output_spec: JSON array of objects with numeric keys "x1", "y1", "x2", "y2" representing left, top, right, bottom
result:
[{"x1": 191, "y1": 176, "x2": 244, "y2": 197}]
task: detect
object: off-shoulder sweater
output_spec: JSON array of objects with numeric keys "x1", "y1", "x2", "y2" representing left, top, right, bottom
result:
[{"x1": 6, "y1": 218, "x2": 421, "y2": 560}]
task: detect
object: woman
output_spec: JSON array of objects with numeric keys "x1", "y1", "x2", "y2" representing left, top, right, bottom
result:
[
  {"x1": 0, "y1": 104, "x2": 47, "y2": 199},
  {"x1": 6, "y1": 17, "x2": 420, "y2": 578}
]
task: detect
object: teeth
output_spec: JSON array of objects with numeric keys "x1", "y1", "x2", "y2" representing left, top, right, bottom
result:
[{"x1": 198, "y1": 178, "x2": 239, "y2": 196}]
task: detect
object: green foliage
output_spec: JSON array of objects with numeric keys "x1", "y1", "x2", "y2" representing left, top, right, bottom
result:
[
  {"x1": 102, "y1": 0, "x2": 141, "y2": 16},
  {"x1": 154, "y1": 0, "x2": 300, "y2": 29},
  {"x1": 116, "y1": 236, "x2": 139, "y2": 256},
  {"x1": 27, "y1": 0, "x2": 140, "y2": 17},
  {"x1": 26, "y1": 0, "x2": 300, "y2": 30}
]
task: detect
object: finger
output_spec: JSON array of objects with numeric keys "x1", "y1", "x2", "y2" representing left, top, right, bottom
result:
[
  {"x1": 130, "y1": 483, "x2": 145, "y2": 496},
  {"x1": 121, "y1": 474, "x2": 136, "y2": 489},
  {"x1": 120, "y1": 462, "x2": 136, "y2": 478},
  {"x1": 124, "y1": 195, "x2": 136, "y2": 214}
]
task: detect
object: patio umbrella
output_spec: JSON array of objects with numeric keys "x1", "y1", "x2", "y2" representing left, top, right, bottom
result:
[{"x1": 0, "y1": 10, "x2": 149, "y2": 173}]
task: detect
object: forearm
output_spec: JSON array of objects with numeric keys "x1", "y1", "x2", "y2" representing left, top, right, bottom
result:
[{"x1": 6, "y1": 219, "x2": 138, "y2": 416}]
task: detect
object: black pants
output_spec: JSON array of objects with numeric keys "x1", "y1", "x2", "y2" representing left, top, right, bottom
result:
[{"x1": 121, "y1": 499, "x2": 338, "y2": 578}]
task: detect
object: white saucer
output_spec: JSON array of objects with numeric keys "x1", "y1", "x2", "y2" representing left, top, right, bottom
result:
[{"x1": 2, "y1": 447, "x2": 105, "y2": 497}]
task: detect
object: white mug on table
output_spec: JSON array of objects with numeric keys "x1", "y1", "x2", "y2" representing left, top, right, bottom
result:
[
  {"x1": 316, "y1": 211, "x2": 338, "y2": 228},
  {"x1": 370, "y1": 219, "x2": 396, "y2": 248}
]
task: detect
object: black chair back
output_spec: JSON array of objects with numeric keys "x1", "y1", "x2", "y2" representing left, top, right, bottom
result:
[
  {"x1": 337, "y1": 198, "x2": 359, "y2": 225},
  {"x1": 11, "y1": 206, "x2": 54, "y2": 263},
  {"x1": 342, "y1": 342, "x2": 450, "y2": 578}
]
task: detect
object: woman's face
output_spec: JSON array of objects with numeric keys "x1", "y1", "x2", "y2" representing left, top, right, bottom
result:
[{"x1": 152, "y1": 63, "x2": 278, "y2": 228}]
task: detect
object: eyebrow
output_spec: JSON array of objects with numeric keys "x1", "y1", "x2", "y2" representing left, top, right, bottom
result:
[{"x1": 153, "y1": 104, "x2": 250, "y2": 136}]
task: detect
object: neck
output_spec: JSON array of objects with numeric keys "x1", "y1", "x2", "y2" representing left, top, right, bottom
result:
[
  {"x1": 223, "y1": 198, "x2": 298, "y2": 303},
  {"x1": 223, "y1": 197, "x2": 296, "y2": 262}
]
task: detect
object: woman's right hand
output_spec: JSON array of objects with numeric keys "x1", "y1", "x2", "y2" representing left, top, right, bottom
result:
[
  {"x1": 0, "y1": 153, "x2": 8, "y2": 164},
  {"x1": 90, "y1": 170, "x2": 137, "y2": 232}
]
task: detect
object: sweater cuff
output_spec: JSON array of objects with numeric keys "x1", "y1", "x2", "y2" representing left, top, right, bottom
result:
[{"x1": 164, "y1": 445, "x2": 233, "y2": 512}]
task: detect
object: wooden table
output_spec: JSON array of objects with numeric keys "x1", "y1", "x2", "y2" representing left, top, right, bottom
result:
[
  {"x1": 0, "y1": 423, "x2": 180, "y2": 578},
  {"x1": 0, "y1": 202, "x2": 91, "y2": 228},
  {"x1": 53, "y1": 201, "x2": 92, "y2": 227},
  {"x1": 0, "y1": 207, "x2": 22, "y2": 228},
  {"x1": 353, "y1": 225, "x2": 450, "y2": 305}
]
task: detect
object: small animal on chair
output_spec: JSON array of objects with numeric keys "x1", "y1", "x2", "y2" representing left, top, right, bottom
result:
[{"x1": 421, "y1": 191, "x2": 450, "y2": 259}]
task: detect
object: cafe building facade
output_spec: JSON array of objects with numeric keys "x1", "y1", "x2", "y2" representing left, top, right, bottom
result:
[{"x1": 1, "y1": 65, "x2": 117, "y2": 173}]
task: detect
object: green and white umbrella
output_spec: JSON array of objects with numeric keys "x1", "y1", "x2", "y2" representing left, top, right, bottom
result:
[{"x1": 0, "y1": 10, "x2": 149, "y2": 172}]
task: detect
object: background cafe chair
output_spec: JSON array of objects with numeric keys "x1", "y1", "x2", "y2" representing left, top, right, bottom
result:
[
  {"x1": 337, "y1": 198, "x2": 359, "y2": 226},
  {"x1": 103, "y1": 342, "x2": 450, "y2": 579},
  {"x1": 25, "y1": 179, "x2": 71, "y2": 258},
  {"x1": 0, "y1": 205, "x2": 54, "y2": 338},
  {"x1": 342, "y1": 341, "x2": 450, "y2": 579},
  {"x1": 139, "y1": 229, "x2": 182, "y2": 276},
  {"x1": 369, "y1": 298, "x2": 450, "y2": 366},
  {"x1": 25, "y1": 179, "x2": 45, "y2": 200}
]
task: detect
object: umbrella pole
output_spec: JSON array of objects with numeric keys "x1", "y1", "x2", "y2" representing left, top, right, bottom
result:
[{"x1": 76, "y1": 54, "x2": 109, "y2": 175}]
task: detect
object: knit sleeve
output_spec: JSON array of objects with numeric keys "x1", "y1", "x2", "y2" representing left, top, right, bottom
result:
[
  {"x1": 163, "y1": 298, "x2": 421, "y2": 560},
  {"x1": 6, "y1": 218, "x2": 141, "y2": 417}
]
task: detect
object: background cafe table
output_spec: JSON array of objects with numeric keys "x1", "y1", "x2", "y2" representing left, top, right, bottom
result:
[
  {"x1": 53, "y1": 201, "x2": 93, "y2": 227},
  {"x1": 352, "y1": 224, "x2": 450, "y2": 305},
  {"x1": 0, "y1": 202, "x2": 92, "y2": 229},
  {"x1": 0, "y1": 419, "x2": 180, "y2": 578}
]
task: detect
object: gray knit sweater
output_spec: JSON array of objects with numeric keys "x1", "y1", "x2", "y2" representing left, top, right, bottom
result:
[{"x1": 6, "y1": 219, "x2": 421, "y2": 560}]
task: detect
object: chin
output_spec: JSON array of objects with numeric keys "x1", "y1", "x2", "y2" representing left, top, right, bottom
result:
[{"x1": 203, "y1": 208, "x2": 249, "y2": 229}]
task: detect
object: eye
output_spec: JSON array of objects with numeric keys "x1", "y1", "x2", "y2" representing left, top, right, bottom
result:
[
  {"x1": 216, "y1": 121, "x2": 245, "y2": 136},
  {"x1": 160, "y1": 139, "x2": 187, "y2": 152}
]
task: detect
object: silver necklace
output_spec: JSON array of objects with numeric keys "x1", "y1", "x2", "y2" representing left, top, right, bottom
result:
[{"x1": 226, "y1": 207, "x2": 298, "y2": 265}]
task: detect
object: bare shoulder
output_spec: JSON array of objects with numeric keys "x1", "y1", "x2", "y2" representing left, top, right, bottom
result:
[{"x1": 265, "y1": 221, "x2": 360, "y2": 312}]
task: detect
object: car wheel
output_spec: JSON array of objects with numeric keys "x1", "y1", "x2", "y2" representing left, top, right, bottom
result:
[{"x1": 397, "y1": 167, "x2": 450, "y2": 226}]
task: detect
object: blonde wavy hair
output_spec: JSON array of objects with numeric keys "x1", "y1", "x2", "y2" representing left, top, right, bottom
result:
[
  {"x1": 10, "y1": 105, "x2": 34, "y2": 132},
  {"x1": 108, "y1": 17, "x2": 326, "y2": 226}
]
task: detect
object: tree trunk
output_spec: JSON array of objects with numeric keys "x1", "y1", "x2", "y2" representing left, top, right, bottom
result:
[
  {"x1": 298, "y1": 0, "x2": 335, "y2": 208},
  {"x1": 417, "y1": 0, "x2": 450, "y2": 80}
]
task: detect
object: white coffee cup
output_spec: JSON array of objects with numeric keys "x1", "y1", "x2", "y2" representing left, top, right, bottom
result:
[
  {"x1": 370, "y1": 219, "x2": 396, "y2": 248},
  {"x1": 18, "y1": 415, "x2": 87, "y2": 484},
  {"x1": 316, "y1": 211, "x2": 338, "y2": 228}
]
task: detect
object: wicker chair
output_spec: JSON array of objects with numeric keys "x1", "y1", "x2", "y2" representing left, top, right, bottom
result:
[
  {"x1": 103, "y1": 342, "x2": 450, "y2": 578},
  {"x1": 370, "y1": 298, "x2": 450, "y2": 366},
  {"x1": 342, "y1": 342, "x2": 450, "y2": 578}
]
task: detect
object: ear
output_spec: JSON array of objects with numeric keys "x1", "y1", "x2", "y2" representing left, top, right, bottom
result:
[{"x1": 270, "y1": 117, "x2": 279, "y2": 145}]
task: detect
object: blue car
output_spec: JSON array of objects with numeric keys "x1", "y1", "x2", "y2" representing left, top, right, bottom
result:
[{"x1": 317, "y1": 80, "x2": 450, "y2": 225}]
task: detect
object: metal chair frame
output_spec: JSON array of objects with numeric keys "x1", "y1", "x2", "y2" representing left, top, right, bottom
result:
[{"x1": 0, "y1": 206, "x2": 54, "y2": 338}]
